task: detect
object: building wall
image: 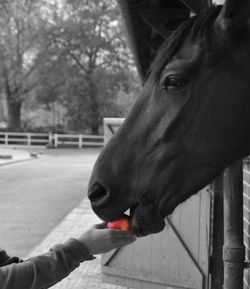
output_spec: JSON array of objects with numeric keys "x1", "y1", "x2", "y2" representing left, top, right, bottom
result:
[{"x1": 243, "y1": 160, "x2": 250, "y2": 289}]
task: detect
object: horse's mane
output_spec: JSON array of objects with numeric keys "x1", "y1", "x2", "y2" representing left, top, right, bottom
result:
[{"x1": 148, "y1": 5, "x2": 223, "y2": 84}]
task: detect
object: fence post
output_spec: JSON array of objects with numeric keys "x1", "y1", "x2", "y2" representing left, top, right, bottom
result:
[
  {"x1": 54, "y1": 133, "x2": 58, "y2": 148},
  {"x1": 223, "y1": 161, "x2": 245, "y2": 289},
  {"x1": 79, "y1": 134, "x2": 82, "y2": 149},
  {"x1": 27, "y1": 133, "x2": 31, "y2": 146},
  {"x1": 48, "y1": 132, "x2": 53, "y2": 146},
  {"x1": 4, "y1": 133, "x2": 8, "y2": 146}
]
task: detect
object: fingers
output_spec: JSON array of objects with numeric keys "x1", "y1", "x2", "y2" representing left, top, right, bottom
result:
[
  {"x1": 94, "y1": 223, "x2": 135, "y2": 238},
  {"x1": 109, "y1": 229, "x2": 135, "y2": 239},
  {"x1": 112, "y1": 238, "x2": 136, "y2": 248},
  {"x1": 93, "y1": 222, "x2": 136, "y2": 242},
  {"x1": 110, "y1": 232, "x2": 136, "y2": 248},
  {"x1": 94, "y1": 222, "x2": 107, "y2": 229}
]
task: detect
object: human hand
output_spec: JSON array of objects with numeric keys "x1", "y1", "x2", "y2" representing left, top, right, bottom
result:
[{"x1": 78, "y1": 223, "x2": 136, "y2": 255}]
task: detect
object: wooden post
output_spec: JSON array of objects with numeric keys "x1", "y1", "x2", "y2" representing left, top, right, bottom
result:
[
  {"x1": 54, "y1": 133, "x2": 58, "y2": 148},
  {"x1": 5, "y1": 133, "x2": 8, "y2": 146},
  {"x1": 28, "y1": 133, "x2": 31, "y2": 146},
  {"x1": 223, "y1": 161, "x2": 245, "y2": 289},
  {"x1": 79, "y1": 134, "x2": 82, "y2": 149},
  {"x1": 48, "y1": 132, "x2": 53, "y2": 146}
]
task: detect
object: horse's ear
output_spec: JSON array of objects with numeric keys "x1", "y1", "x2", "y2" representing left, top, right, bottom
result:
[{"x1": 215, "y1": 0, "x2": 250, "y2": 33}]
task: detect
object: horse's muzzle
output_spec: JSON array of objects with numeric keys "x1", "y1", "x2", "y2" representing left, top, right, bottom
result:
[
  {"x1": 88, "y1": 180, "x2": 134, "y2": 221},
  {"x1": 88, "y1": 182, "x2": 110, "y2": 207}
]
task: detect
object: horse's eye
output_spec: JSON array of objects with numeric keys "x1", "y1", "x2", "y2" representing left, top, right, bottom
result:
[{"x1": 161, "y1": 75, "x2": 186, "y2": 91}]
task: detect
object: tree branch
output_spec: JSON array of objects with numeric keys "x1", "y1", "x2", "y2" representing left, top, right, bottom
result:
[
  {"x1": 0, "y1": 0, "x2": 10, "y2": 15},
  {"x1": 67, "y1": 51, "x2": 88, "y2": 73}
]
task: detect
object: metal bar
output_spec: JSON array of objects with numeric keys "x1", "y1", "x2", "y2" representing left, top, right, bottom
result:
[
  {"x1": 210, "y1": 177, "x2": 224, "y2": 289},
  {"x1": 223, "y1": 161, "x2": 245, "y2": 289}
]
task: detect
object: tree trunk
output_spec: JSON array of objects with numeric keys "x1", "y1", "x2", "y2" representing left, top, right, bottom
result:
[
  {"x1": 3, "y1": 68, "x2": 22, "y2": 131},
  {"x1": 7, "y1": 97, "x2": 22, "y2": 132},
  {"x1": 90, "y1": 119, "x2": 99, "y2": 135},
  {"x1": 87, "y1": 72, "x2": 99, "y2": 135}
]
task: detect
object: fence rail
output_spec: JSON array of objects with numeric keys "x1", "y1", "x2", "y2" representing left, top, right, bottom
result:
[{"x1": 0, "y1": 132, "x2": 104, "y2": 148}]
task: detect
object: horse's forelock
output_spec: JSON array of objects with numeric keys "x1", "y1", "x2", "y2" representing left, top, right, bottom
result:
[{"x1": 147, "y1": 5, "x2": 223, "y2": 86}]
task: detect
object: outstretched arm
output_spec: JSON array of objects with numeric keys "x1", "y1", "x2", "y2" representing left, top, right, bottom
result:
[{"x1": 0, "y1": 223, "x2": 136, "y2": 289}]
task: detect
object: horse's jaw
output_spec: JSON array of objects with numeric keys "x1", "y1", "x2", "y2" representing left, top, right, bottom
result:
[
  {"x1": 88, "y1": 179, "x2": 166, "y2": 237},
  {"x1": 130, "y1": 194, "x2": 165, "y2": 237},
  {"x1": 130, "y1": 161, "x2": 223, "y2": 237}
]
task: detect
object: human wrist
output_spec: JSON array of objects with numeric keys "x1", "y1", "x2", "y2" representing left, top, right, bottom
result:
[
  {"x1": 64, "y1": 238, "x2": 95, "y2": 261},
  {"x1": 77, "y1": 234, "x2": 95, "y2": 255}
]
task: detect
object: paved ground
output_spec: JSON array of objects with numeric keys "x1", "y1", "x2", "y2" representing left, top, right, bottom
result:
[
  {"x1": 0, "y1": 147, "x2": 100, "y2": 257},
  {"x1": 0, "y1": 147, "x2": 32, "y2": 165}
]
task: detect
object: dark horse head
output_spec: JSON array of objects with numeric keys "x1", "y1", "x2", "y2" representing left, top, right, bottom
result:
[{"x1": 88, "y1": 0, "x2": 250, "y2": 237}]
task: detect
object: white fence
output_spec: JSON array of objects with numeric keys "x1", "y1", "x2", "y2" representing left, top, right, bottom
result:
[{"x1": 0, "y1": 132, "x2": 104, "y2": 148}]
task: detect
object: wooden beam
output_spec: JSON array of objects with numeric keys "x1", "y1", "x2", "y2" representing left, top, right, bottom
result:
[
  {"x1": 179, "y1": 0, "x2": 212, "y2": 13},
  {"x1": 117, "y1": 0, "x2": 149, "y2": 80},
  {"x1": 140, "y1": 8, "x2": 189, "y2": 39},
  {"x1": 140, "y1": 10, "x2": 171, "y2": 39},
  {"x1": 141, "y1": 8, "x2": 190, "y2": 21}
]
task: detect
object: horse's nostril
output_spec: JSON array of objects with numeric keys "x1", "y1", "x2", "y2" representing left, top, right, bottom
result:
[{"x1": 88, "y1": 183, "x2": 109, "y2": 204}]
